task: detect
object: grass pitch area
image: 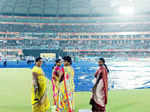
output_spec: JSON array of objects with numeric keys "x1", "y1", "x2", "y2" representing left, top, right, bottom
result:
[{"x1": 0, "y1": 68, "x2": 150, "y2": 112}]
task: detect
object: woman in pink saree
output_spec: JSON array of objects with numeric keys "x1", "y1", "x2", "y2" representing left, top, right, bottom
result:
[
  {"x1": 51, "y1": 59, "x2": 62, "y2": 110},
  {"x1": 90, "y1": 58, "x2": 109, "y2": 112}
]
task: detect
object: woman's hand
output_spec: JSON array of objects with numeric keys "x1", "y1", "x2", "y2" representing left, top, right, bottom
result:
[{"x1": 92, "y1": 85, "x2": 97, "y2": 92}]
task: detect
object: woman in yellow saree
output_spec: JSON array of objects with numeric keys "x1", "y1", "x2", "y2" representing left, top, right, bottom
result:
[
  {"x1": 32, "y1": 57, "x2": 50, "y2": 112},
  {"x1": 58, "y1": 56, "x2": 75, "y2": 112}
]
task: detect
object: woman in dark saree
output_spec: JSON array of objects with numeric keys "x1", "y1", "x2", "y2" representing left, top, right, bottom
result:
[{"x1": 90, "y1": 58, "x2": 109, "y2": 112}]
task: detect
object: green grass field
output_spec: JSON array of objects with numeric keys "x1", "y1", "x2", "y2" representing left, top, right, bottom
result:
[{"x1": 0, "y1": 68, "x2": 150, "y2": 112}]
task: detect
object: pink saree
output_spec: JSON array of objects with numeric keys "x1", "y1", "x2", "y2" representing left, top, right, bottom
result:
[{"x1": 52, "y1": 66, "x2": 62, "y2": 107}]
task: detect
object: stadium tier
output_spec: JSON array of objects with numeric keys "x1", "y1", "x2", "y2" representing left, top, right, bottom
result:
[{"x1": 1, "y1": 22, "x2": 150, "y2": 32}]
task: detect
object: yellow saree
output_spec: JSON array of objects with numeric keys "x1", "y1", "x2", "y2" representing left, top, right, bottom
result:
[
  {"x1": 32, "y1": 66, "x2": 50, "y2": 112},
  {"x1": 58, "y1": 66, "x2": 75, "y2": 112}
]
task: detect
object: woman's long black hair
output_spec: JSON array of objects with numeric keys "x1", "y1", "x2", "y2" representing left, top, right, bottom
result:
[
  {"x1": 63, "y1": 56, "x2": 72, "y2": 65},
  {"x1": 99, "y1": 58, "x2": 109, "y2": 73}
]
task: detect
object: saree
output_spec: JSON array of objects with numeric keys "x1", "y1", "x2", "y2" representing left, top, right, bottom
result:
[
  {"x1": 32, "y1": 66, "x2": 50, "y2": 112},
  {"x1": 52, "y1": 66, "x2": 61, "y2": 108},
  {"x1": 58, "y1": 66, "x2": 75, "y2": 112},
  {"x1": 90, "y1": 66, "x2": 108, "y2": 112}
]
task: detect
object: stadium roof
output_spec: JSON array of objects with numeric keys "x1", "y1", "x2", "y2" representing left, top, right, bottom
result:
[{"x1": 0, "y1": 0, "x2": 150, "y2": 17}]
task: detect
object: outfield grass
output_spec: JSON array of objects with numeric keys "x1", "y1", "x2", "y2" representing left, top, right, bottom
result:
[{"x1": 0, "y1": 68, "x2": 150, "y2": 112}]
